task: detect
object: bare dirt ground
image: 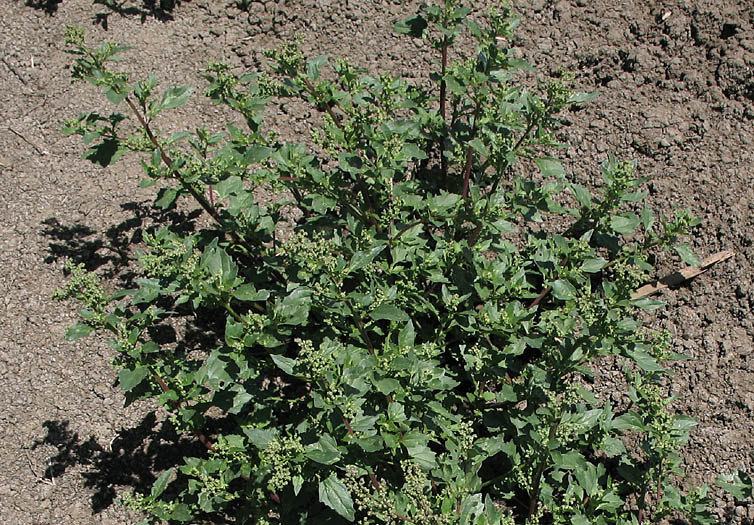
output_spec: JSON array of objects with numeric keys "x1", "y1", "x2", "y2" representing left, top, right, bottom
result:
[{"x1": 0, "y1": 0, "x2": 752, "y2": 523}]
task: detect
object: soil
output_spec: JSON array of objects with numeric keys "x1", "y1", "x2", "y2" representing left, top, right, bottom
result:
[{"x1": 1, "y1": 0, "x2": 752, "y2": 523}]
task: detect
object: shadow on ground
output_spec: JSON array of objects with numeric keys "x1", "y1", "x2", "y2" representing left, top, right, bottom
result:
[
  {"x1": 42, "y1": 200, "x2": 199, "y2": 285},
  {"x1": 31, "y1": 414, "x2": 204, "y2": 513},
  {"x1": 91, "y1": 0, "x2": 188, "y2": 29}
]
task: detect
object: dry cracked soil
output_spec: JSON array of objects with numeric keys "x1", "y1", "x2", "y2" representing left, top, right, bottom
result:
[{"x1": 1, "y1": 0, "x2": 753, "y2": 523}]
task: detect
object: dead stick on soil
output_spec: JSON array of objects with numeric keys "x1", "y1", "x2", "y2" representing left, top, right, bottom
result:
[
  {"x1": 1, "y1": 56, "x2": 27, "y2": 86},
  {"x1": 631, "y1": 250, "x2": 734, "y2": 299},
  {"x1": 23, "y1": 447, "x2": 55, "y2": 486},
  {"x1": 8, "y1": 127, "x2": 45, "y2": 155}
]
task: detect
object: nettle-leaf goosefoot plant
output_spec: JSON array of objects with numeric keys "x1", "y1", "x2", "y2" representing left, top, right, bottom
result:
[{"x1": 56, "y1": 2, "x2": 735, "y2": 523}]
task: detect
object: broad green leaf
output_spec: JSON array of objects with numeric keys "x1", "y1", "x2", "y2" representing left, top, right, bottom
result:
[
  {"x1": 398, "y1": 320, "x2": 415, "y2": 349},
  {"x1": 160, "y1": 86, "x2": 193, "y2": 110},
  {"x1": 610, "y1": 214, "x2": 640, "y2": 235},
  {"x1": 65, "y1": 322, "x2": 94, "y2": 341},
  {"x1": 551, "y1": 279, "x2": 577, "y2": 301},
  {"x1": 631, "y1": 297, "x2": 666, "y2": 311},
  {"x1": 400, "y1": 142, "x2": 427, "y2": 160},
  {"x1": 229, "y1": 391, "x2": 252, "y2": 414},
  {"x1": 535, "y1": 157, "x2": 565, "y2": 179},
  {"x1": 306, "y1": 434, "x2": 342, "y2": 465},
  {"x1": 580, "y1": 257, "x2": 607, "y2": 273},
  {"x1": 674, "y1": 243, "x2": 702, "y2": 267},
  {"x1": 370, "y1": 303, "x2": 409, "y2": 323},
  {"x1": 292, "y1": 475, "x2": 304, "y2": 496},
  {"x1": 277, "y1": 288, "x2": 312, "y2": 325},
  {"x1": 600, "y1": 436, "x2": 627, "y2": 457},
  {"x1": 151, "y1": 468, "x2": 174, "y2": 498},
  {"x1": 567, "y1": 91, "x2": 598, "y2": 104},
  {"x1": 406, "y1": 443, "x2": 437, "y2": 469},
  {"x1": 319, "y1": 475, "x2": 355, "y2": 521},
  {"x1": 214, "y1": 176, "x2": 243, "y2": 199},
  {"x1": 206, "y1": 352, "x2": 233, "y2": 385},
  {"x1": 233, "y1": 284, "x2": 269, "y2": 302},
  {"x1": 572, "y1": 184, "x2": 592, "y2": 208},
  {"x1": 118, "y1": 366, "x2": 149, "y2": 392},
  {"x1": 626, "y1": 349, "x2": 665, "y2": 372},
  {"x1": 612, "y1": 411, "x2": 645, "y2": 432},
  {"x1": 348, "y1": 245, "x2": 385, "y2": 273},
  {"x1": 716, "y1": 470, "x2": 754, "y2": 500},
  {"x1": 575, "y1": 464, "x2": 598, "y2": 496},
  {"x1": 306, "y1": 55, "x2": 328, "y2": 81},
  {"x1": 244, "y1": 145, "x2": 274, "y2": 164},
  {"x1": 571, "y1": 514, "x2": 590, "y2": 525},
  {"x1": 271, "y1": 354, "x2": 296, "y2": 376},
  {"x1": 375, "y1": 378, "x2": 400, "y2": 395},
  {"x1": 243, "y1": 428, "x2": 276, "y2": 448},
  {"x1": 155, "y1": 187, "x2": 179, "y2": 210},
  {"x1": 550, "y1": 450, "x2": 586, "y2": 470},
  {"x1": 168, "y1": 504, "x2": 192, "y2": 521}
]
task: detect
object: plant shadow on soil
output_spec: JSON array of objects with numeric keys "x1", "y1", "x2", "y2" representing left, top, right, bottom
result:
[
  {"x1": 31, "y1": 414, "x2": 204, "y2": 513},
  {"x1": 42, "y1": 200, "x2": 200, "y2": 287},
  {"x1": 90, "y1": 0, "x2": 188, "y2": 29}
]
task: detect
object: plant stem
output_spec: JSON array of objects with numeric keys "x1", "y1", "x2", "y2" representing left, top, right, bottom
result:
[
  {"x1": 439, "y1": 35, "x2": 449, "y2": 181},
  {"x1": 528, "y1": 420, "x2": 559, "y2": 518},
  {"x1": 124, "y1": 96, "x2": 256, "y2": 256},
  {"x1": 461, "y1": 100, "x2": 482, "y2": 201}
]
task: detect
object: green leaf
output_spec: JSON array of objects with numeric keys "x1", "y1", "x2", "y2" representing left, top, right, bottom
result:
[
  {"x1": 716, "y1": 470, "x2": 754, "y2": 500},
  {"x1": 65, "y1": 322, "x2": 94, "y2": 341},
  {"x1": 306, "y1": 55, "x2": 328, "y2": 81},
  {"x1": 160, "y1": 86, "x2": 194, "y2": 110},
  {"x1": 571, "y1": 184, "x2": 592, "y2": 208},
  {"x1": 244, "y1": 428, "x2": 276, "y2": 448},
  {"x1": 600, "y1": 436, "x2": 627, "y2": 457},
  {"x1": 319, "y1": 475, "x2": 355, "y2": 521},
  {"x1": 551, "y1": 279, "x2": 577, "y2": 301},
  {"x1": 118, "y1": 366, "x2": 149, "y2": 392},
  {"x1": 535, "y1": 157, "x2": 565, "y2": 179},
  {"x1": 574, "y1": 464, "x2": 598, "y2": 496},
  {"x1": 550, "y1": 450, "x2": 586, "y2": 470},
  {"x1": 151, "y1": 468, "x2": 174, "y2": 498},
  {"x1": 370, "y1": 303, "x2": 409, "y2": 323},
  {"x1": 292, "y1": 475, "x2": 304, "y2": 496},
  {"x1": 580, "y1": 258, "x2": 607, "y2": 273},
  {"x1": 567, "y1": 91, "x2": 598, "y2": 104},
  {"x1": 155, "y1": 187, "x2": 180, "y2": 209},
  {"x1": 233, "y1": 284, "x2": 269, "y2": 302},
  {"x1": 306, "y1": 434, "x2": 342, "y2": 465},
  {"x1": 271, "y1": 354, "x2": 296, "y2": 376},
  {"x1": 214, "y1": 176, "x2": 243, "y2": 199},
  {"x1": 375, "y1": 378, "x2": 401, "y2": 395},
  {"x1": 206, "y1": 352, "x2": 233, "y2": 385},
  {"x1": 674, "y1": 243, "x2": 702, "y2": 267},
  {"x1": 229, "y1": 391, "x2": 252, "y2": 414},
  {"x1": 168, "y1": 504, "x2": 192, "y2": 521},
  {"x1": 626, "y1": 349, "x2": 665, "y2": 372},
  {"x1": 276, "y1": 288, "x2": 312, "y2": 325},
  {"x1": 613, "y1": 411, "x2": 645, "y2": 432},
  {"x1": 244, "y1": 145, "x2": 274, "y2": 164},
  {"x1": 610, "y1": 214, "x2": 640, "y2": 235},
  {"x1": 398, "y1": 320, "x2": 415, "y2": 349},
  {"x1": 400, "y1": 142, "x2": 428, "y2": 160},
  {"x1": 348, "y1": 245, "x2": 385, "y2": 273},
  {"x1": 631, "y1": 297, "x2": 666, "y2": 311}
]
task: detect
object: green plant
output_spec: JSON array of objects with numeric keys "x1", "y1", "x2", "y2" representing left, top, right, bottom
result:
[{"x1": 57, "y1": 2, "x2": 727, "y2": 523}]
